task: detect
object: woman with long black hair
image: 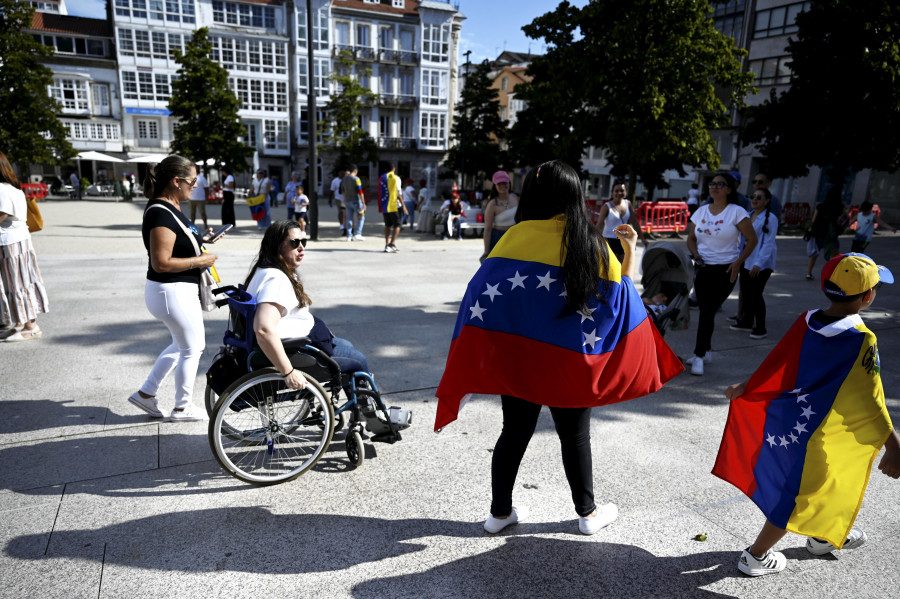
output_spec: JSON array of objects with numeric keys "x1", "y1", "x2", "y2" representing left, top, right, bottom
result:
[{"x1": 436, "y1": 160, "x2": 682, "y2": 535}]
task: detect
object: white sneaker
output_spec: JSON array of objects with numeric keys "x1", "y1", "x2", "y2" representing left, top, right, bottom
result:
[
  {"x1": 579, "y1": 503, "x2": 618, "y2": 535},
  {"x1": 806, "y1": 529, "x2": 867, "y2": 555},
  {"x1": 128, "y1": 392, "x2": 163, "y2": 418},
  {"x1": 690, "y1": 356, "x2": 704, "y2": 376},
  {"x1": 484, "y1": 506, "x2": 527, "y2": 534},
  {"x1": 168, "y1": 404, "x2": 208, "y2": 422},
  {"x1": 737, "y1": 547, "x2": 786, "y2": 577},
  {"x1": 353, "y1": 234, "x2": 365, "y2": 241}
]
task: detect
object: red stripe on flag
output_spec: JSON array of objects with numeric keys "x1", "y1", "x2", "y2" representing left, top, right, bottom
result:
[{"x1": 435, "y1": 317, "x2": 682, "y2": 430}]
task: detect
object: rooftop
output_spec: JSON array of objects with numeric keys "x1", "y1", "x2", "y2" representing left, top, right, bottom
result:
[{"x1": 29, "y1": 12, "x2": 111, "y2": 37}]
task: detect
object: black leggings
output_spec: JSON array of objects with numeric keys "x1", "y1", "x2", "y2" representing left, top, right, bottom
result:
[
  {"x1": 221, "y1": 191, "x2": 235, "y2": 226},
  {"x1": 738, "y1": 267, "x2": 772, "y2": 332},
  {"x1": 693, "y1": 264, "x2": 736, "y2": 357},
  {"x1": 491, "y1": 395, "x2": 596, "y2": 518}
]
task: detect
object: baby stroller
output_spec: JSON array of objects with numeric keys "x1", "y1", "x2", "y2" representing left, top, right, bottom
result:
[
  {"x1": 205, "y1": 285, "x2": 412, "y2": 485},
  {"x1": 640, "y1": 240, "x2": 694, "y2": 337}
]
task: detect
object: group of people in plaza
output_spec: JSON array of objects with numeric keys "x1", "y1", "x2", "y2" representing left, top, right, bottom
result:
[{"x1": 3, "y1": 147, "x2": 899, "y2": 582}]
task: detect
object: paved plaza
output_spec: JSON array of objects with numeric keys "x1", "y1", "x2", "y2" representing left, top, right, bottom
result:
[{"x1": 1, "y1": 196, "x2": 898, "y2": 598}]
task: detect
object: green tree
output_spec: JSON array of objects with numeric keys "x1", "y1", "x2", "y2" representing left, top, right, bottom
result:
[
  {"x1": 321, "y1": 51, "x2": 378, "y2": 171},
  {"x1": 170, "y1": 27, "x2": 251, "y2": 174},
  {"x1": 741, "y1": 0, "x2": 900, "y2": 190},
  {"x1": 444, "y1": 60, "x2": 507, "y2": 186},
  {"x1": 510, "y1": 0, "x2": 754, "y2": 200},
  {"x1": 0, "y1": 0, "x2": 74, "y2": 170}
]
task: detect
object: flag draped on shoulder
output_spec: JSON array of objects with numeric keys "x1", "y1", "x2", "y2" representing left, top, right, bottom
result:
[
  {"x1": 712, "y1": 311, "x2": 893, "y2": 548},
  {"x1": 434, "y1": 216, "x2": 683, "y2": 431},
  {"x1": 379, "y1": 173, "x2": 389, "y2": 213}
]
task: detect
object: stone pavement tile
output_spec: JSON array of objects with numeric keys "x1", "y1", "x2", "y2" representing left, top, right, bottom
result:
[{"x1": 0, "y1": 426, "x2": 159, "y2": 492}]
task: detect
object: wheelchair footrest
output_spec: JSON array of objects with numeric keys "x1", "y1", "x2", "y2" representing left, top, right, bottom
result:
[{"x1": 371, "y1": 431, "x2": 402, "y2": 444}]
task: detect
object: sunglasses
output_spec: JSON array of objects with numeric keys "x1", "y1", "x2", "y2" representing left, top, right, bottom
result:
[
  {"x1": 753, "y1": 179, "x2": 767, "y2": 184},
  {"x1": 288, "y1": 237, "x2": 308, "y2": 249},
  {"x1": 751, "y1": 194, "x2": 767, "y2": 200},
  {"x1": 708, "y1": 182, "x2": 728, "y2": 189},
  {"x1": 178, "y1": 176, "x2": 198, "y2": 187}
]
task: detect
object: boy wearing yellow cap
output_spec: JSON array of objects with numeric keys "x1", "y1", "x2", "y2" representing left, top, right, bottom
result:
[{"x1": 713, "y1": 253, "x2": 899, "y2": 576}]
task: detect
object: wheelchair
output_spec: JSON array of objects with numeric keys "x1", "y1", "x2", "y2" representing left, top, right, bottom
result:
[{"x1": 205, "y1": 285, "x2": 412, "y2": 485}]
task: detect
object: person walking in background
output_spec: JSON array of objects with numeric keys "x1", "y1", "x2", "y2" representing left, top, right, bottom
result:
[
  {"x1": 480, "y1": 171, "x2": 519, "y2": 262},
  {"x1": 402, "y1": 178, "x2": 417, "y2": 230},
  {"x1": 714, "y1": 253, "x2": 898, "y2": 577},
  {"x1": 380, "y1": 163, "x2": 407, "y2": 253},
  {"x1": 0, "y1": 151, "x2": 49, "y2": 342},
  {"x1": 730, "y1": 188, "x2": 778, "y2": 340},
  {"x1": 330, "y1": 169, "x2": 345, "y2": 236},
  {"x1": 269, "y1": 176, "x2": 280, "y2": 208},
  {"x1": 69, "y1": 171, "x2": 81, "y2": 200},
  {"x1": 221, "y1": 166, "x2": 236, "y2": 226},
  {"x1": 751, "y1": 172, "x2": 782, "y2": 217},
  {"x1": 686, "y1": 172, "x2": 757, "y2": 376},
  {"x1": 596, "y1": 181, "x2": 648, "y2": 263},
  {"x1": 851, "y1": 201, "x2": 896, "y2": 253},
  {"x1": 251, "y1": 169, "x2": 272, "y2": 230},
  {"x1": 342, "y1": 165, "x2": 365, "y2": 241},
  {"x1": 188, "y1": 169, "x2": 209, "y2": 230},
  {"x1": 284, "y1": 171, "x2": 302, "y2": 222},
  {"x1": 687, "y1": 183, "x2": 700, "y2": 217},
  {"x1": 805, "y1": 185, "x2": 846, "y2": 280},
  {"x1": 292, "y1": 184, "x2": 309, "y2": 235},
  {"x1": 130, "y1": 155, "x2": 220, "y2": 422},
  {"x1": 435, "y1": 159, "x2": 682, "y2": 535}
]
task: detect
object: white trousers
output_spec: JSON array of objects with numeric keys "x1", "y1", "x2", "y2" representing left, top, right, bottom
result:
[{"x1": 142, "y1": 280, "x2": 205, "y2": 409}]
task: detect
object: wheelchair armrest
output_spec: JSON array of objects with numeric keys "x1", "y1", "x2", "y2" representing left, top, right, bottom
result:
[
  {"x1": 214, "y1": 285, "x2": 238, "y2": 296},
  {"x1": 282, "y1": 337, "x2": 313, "y2": 351},
  {"x1": 215, "y1": 297, "x2": 230, "y2": 308}
]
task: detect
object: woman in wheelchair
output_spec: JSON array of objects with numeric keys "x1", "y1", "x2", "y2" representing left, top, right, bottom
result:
[{"x1": 245, "y1": 220, "x2": 370, "y2": 391}]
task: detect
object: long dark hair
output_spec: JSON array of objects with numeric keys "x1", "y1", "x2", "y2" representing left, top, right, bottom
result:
[
  {"x1": 515, "y1": 160, "x2": 610, "y2": 313},
  {"x1": 244, "y1": 220, "x2": 311, "y2": 307},
  {"x1": 754, "y1": 188, "x2": 773, "y2": 234},
  {"x1": 713, "y1": 171, "x2": 739, "y2": 205},
  {"x1": 0, "y1": 151, "x2": 20, "y2": 189},
  {"x1": 143, "y1": 155, "x2": 195, "y2": 198}
]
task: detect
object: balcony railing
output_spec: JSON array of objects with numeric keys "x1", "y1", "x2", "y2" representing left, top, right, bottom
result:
[
  {"x1": 355, "y1": 46, "x2": 377, "y2": 61},
  {"x1": 332, "y1": 44, "x2": 354, "y2": 58},
  {"x1": 379, "y1": 49, "x2": 419, "y2": 65},
  {"x1": 377, "y1": 137, "x2": 417, "y2": 150},
  {"x1": 378, "y1": 94, "x2": 418, "y2": 109}
]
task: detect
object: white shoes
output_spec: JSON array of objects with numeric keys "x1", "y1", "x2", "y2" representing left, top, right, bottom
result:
[
  {"x1": 737, "y1": 547, "x2": 786, "y2": 577},
  {"x1": 806, "y1": 529, "x2": 867, "y2": 555},
  {"x1": 353, "y1": 234, "x2": 365, "y2": 241},
  {"x1": 484, "y1": 506, "x2": 527, "y2": 533},
  {"x1": 128, "y1": 392, "x2": 164, "y2": 418},
  {"x1": 168, "y1": 404, "x2": 208, "y2": 422},
  {"x1": 579, "y1": 503, "x2": 618, "y2": 535},
  {"x1": 686, "y1": 352, "x2": 711, "y2": 376}
]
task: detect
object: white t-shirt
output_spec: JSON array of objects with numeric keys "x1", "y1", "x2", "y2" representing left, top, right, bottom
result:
[
  {"x1": 292, "y1": 193, "x2": 309, "y2": 213},
  {"x1": 690, "y1": 203, "x2": 748, "y2": 265},
  {"x1": 330, "y1": 176, "x2": 343, "y2": 201},
  {"x1": 0, "y1": 183, "x2": 31, "y2": 246},
  {"x1": 246, "y1": 267, "x2": 314, "y2": 339},
  {"x1": 687, "y1": 188, "x2": 700, "y2": 206},
  {"x1": 190, "y1": 173, "x2": 208, "y2": 202},
  {"x1": 252, "y1": 177, "x2": 270, "y2": 196},
  {"x1": 856, "y1": 212, "x2": 876, "y2": 241},
  {"x1": 402, "y1": 185, "x2": 416, "y2": 205},
  {"x1": 223, "y1": 174, "x2": 234, "y2": 190}
]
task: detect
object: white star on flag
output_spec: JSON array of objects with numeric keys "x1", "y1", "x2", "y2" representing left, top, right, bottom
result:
[
  {"x1": 536, "y1": 271, "x2": 557, "y2": 290},
  {"x1": 579, "y1": 306, "x2": 596, "y2": 323},
  {"x1": 800, "y1": 406, "x2": 816, "y2": 419},
  {"x1": 789, "y1": 432, "x2": 799, "y2": 443},
  {"x1": 796, "y1": 394, "x2": 809, "y2": 403},
  {"x1": 779, "y1": 436, "x2": 790, "y2": 448},
  {"x1": 482, "y1": 282, "x2": 502, "y2": 303},
  {"x1": 794, "y1": 421, "x2": 808, "y2": 435},
  {"x1": 582, "y1": 328, "x2": 601, "y2": 350},
  {"x1": 469, "y1": 301, "x2": 486, "y2": 321},
  {"x1": 507, "y1": 271, "x2": 528, "y2": 290},
  {"x1": 766, "y1": 433, "x2": 777, "y2": 447},
  {"x1": 790, "y1": 388, "x2": 802, "y2": 394},
  {"x1": 559, "y1": 288, "x2": 567, "y2": 297}
]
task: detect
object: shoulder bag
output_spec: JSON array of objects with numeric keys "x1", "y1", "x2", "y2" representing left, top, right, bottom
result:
[{"x1": 26, "y1": 197, "x2": 43, "y2": 232}]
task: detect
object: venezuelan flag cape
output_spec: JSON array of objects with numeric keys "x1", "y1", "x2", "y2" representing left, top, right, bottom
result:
[
  {"x1": 379, "y1": 173, "x2": 388, "y2": 213},
  {"x1": 434, "y1": 216, "x2": 683, "y2": 430},
  {"x1": 712, "y1": 311, "x2": 893, "y2": 548}
]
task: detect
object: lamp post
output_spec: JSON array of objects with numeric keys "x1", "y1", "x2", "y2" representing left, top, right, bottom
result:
[
  {"x1": 306, "y1": 0, "x2": 319, "y2": 240},
  {"x1": 460, "y1": 49, "x2": 471, "y2": 192}
]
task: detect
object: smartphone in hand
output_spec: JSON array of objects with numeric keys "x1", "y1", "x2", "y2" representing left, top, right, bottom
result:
[{"x1": 208, "y1": 224, "x2": 233, "y2": 243}]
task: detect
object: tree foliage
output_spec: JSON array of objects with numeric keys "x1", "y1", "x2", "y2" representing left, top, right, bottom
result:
[
  {"x1": 321, "y1": 51, "x2": 378, "y2": 171},
  {"x1": 741, "y1": 0, "x2": 900, "y2": 185},
  {"x1": 443, "y1": 60, "x2": 507, "y2": 184},
  {"x1": 0, "y1": 0, "x2": 74, "y2": 169},
  {"x1": 509, "y1": 0, "x2": 754, "y2": 199},
  {"x1": 170, "y1": 27, "x2": 251, "y2": 174}
]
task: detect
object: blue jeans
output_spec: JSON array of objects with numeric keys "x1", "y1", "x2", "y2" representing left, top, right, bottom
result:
[
  {"x1": 332, "y1": 336, "x2": 369, "y2": 374},
  {"x1": 403, "y1": 200, "x2": 416, "y2": 227},
  {"x1": 257, "y1": 197, "x2": 271, "y2": 229},
  {"x1": 346, "y1": 205, "x2": 365, "y2": 237}
]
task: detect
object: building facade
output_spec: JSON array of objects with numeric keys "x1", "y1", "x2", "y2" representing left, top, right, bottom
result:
[{"x1": 27, "y1": 0, "x2": 464, "y2": 194}]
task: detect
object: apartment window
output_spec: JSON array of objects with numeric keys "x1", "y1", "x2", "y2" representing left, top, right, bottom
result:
[
  {"x1": 92, "y1": 84, "x2": 111, "y2": 116},
  {"x1": 30, "y1": 2, "x2": 60, "y2": 13},
  {"x1": 419, "y1": 112, "x2": 446, "y2": 148},
  {"x1": 137, "y1": 119, "x2": 160, "y2": 146},
  {"x1": 299, "y1": 108, "x2": 327, "y2": 143},
  {"x1": 122, "y1": 71, "x2": 138, "y2": 99},
  {"x1": 421, "y1": 69, "x2": 447, "y2": 105},
  {"x1": 243, "y1": 121, "x2": 258, "y2": 146},
  {"x1": 379, "y1": 115, "x2": 391, "y2": 137},
  {"x1": 263, "y1": 119, "x2": 288, "y2": 151},
  {"x1": 135, "y1": 31, "x2": 151, "y2": 57},
  {"x1": 400, "y1": 29, "x2": 414, "y2": 52},
  {"x1": 138, "y1": 72, "x2": 154, "y2": 100},
  {"x1": 392, "y1": 0, "x2": 404, "y2": 8},
  {"x1": 422, "y1": 24, "x2": 449, "y2": 62},
  {"x1": 296, "y1": 5, "x2": 327, "y2": 48},
  {"x1": 753, "y1": 2, "x2": 809, "y2": 39},
  {"x1": 399, "y1": 72, "x2": 414, "y2": 96},
  {"x1": 748, "y1": 56, "x2": 792, "y2": 86},
  {"x1": 249, "y1": 80, "x2": 262, "y2": 110},
  {"x1": 314, "y1": 58, "x2": 330, "y2": 95},
  {"x1": 152, "y1": 31, "x2": 167, "y2": 58},
  {"x1": 39, "y1": 35, "x2": 106, "y2": 57},
  {"x1": 211, "y1": 37, "x2": 287, "y2": 74},
  {"x1": 212, "y1": 1, "x2": 275, "y2": 28},
  {"x1": 379, "y1": 27, "x2": 393, "y2": 51},
  {"x1": 118, "y1": 28, "x2": 134, "y2": 55},
  {"x1": 380, "y1": 70, "x2": 393, "y2": 95},
  {"x1": 230, "y1": 78, "x2": 286, "y2": 111},
  {"x1": 712, "y1": 0, "x2": 745, "y2": 41},
  {"x1": 356, "y1": 24, "x2": 370, "y2": 48},
  {"x1": 155, "y1": 73, "x2": 170, "y2": 101},
  {"x1": 49, "y1": 78, "x2": 90, "y2": 113},
  {"x1": 501, "y1": 77, "x2": 508, "y2": 91},
  {"x1": 115, "y1": 0, "x2": 192, "y2": 22},
  {"x1": 168, "y1": 33, "x2": 184, "y2": 58},
  {"x1": 106, "y1": 123, "x2": 120, "y2": 140},
  {"x1": 335, "y1": 22, "x2": 350, "y2": 48},
  {"x1": 398, "y1": 115, "x2": 412, "y2": 138}
]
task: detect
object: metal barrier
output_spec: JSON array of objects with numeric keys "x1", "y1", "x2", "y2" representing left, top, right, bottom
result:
[
  {"x1": 21, "y1": 183, "x2": 49, "y2": 201},
  {"x1": 638, "y1": 202, "x2": 690, "y2": 233}
]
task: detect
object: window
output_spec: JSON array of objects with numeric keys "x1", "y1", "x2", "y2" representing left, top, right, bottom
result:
[
  {"x1": 263, "y1": 119, "x2": 288, "y2": 151},
  {"x1": 314, "y1": 58, "x2": 330, "y2": 95},
  {"x1": 748, "y1": 56, "x2": 792, "y2": 86},
  {"x1": 137, "y1": 119, "x2": 160, "y2": 146},
  {"x1": 210, "y1": 37, "x2": 287, "y2": 74},
  {"x1": 49, "y1": 78, "x2": 90, "y2": 113},
  {"x1": 230, "y1": 78, "x2": 286, "y2": 112},
  {"x1": 420, "y1": 69, "x2": 447, "y2": 105},
  {"x1": 243, "y1": 121, "x2": 258, "y2": 146},
  {"x1": 400, "y1": 29, "x2": 414, "y2": 52},
  {"x1": 134, "y1": 30, "x2": 151, "y2": 57},
  {"x1": 422, "y1": 24, "x2": 449, "y2": 62},
  {"x1": 356, "y1": 24, "x2": 370, "y2": 48},
  {"x1": 155, "y1": 73, "x2": 170, "y2": 101},
  {"x1": 753, "y1": 2, "x2": 809, "y2": 39},
  {"x1": 392, "y1": 0, "x2": 404, "y2": 8},
  {"x1": 712, "y1": 0, "x2": 745, "y2": 41},
  {"x1": 379, "y1": 115, "x2": 391, "y2": 137},
  {"x1": 380, "y1": 70, "x2": 393, "y2": 95},
  {"x1": 168, "y1": 33, "x2": 184, "y2": 58},
  {"x1": 299, "y1": 109, "x2": 327, "y2": 143},
  {"x1": 122, "y1": 71, "x2": 138, "y2": 99},
  {"x1": 335, "y1": 22, "x2": 350, "y2": 48},
  {"x1": 106, "y1": 123, "x2": 120, "y2": 140},
  {"x1": 152, "y1": 31, "x2": 167, "y2": 58},
  {"x1": 92, "y1": 84, "x2": 111, "y2": 116},
  {"x1": 212, "y1": 1, "x2": 274, "y2": 28},
  {"x1": 138, "y1": 72, "x2": 154, "y2": 100},
  {"x1": 30, "y1": 2, "x2": 60, "y2": 13},
  {"x1": 398, "y1": 115, "x2": 411, "y2": 138},
  {"x1": 41, "y1": 35, "x2": 106, "y2": 57},
  {"x1": 379, "y1": 27, "x2": 393, "y2": 51},
  {"x1": 118, "y1": 29, "x2": 134, "y2": 55},
  {"x1": 399, "y1": 72, "x2": 414, "y2": 96},
  {"x1": 115, "y1": 0, "x2": 192, "y2": 22},
  {"x1": 501, "y1": 77, "x2": 508, "y2": 91},
  {"x1": 419, "y1": 112, "x2": 446, "y2": 148}
]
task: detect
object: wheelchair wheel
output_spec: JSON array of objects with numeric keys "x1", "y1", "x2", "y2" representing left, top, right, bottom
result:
[
  {"x1": 209, "y1": 368, "x2": 334, "y2": 485},
  {"x1": 346, "y1": 430, "x2": 364, "y2": 468},
  {"x1": 204, "y1": 384, "x2": 218, "y2": 418}
]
